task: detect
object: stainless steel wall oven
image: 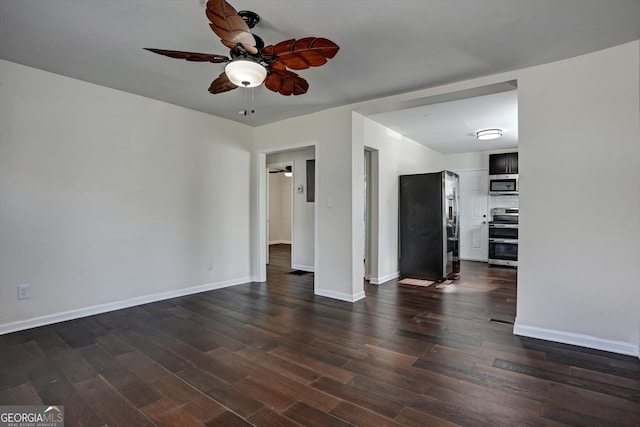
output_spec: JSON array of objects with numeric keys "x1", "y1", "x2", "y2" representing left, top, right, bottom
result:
[
  {"x1": 488, "y1": 224, "x2": 518, "y2": 240},
  {"x1": 488, "y1": 208, "x2": 518, "y2": 267}
]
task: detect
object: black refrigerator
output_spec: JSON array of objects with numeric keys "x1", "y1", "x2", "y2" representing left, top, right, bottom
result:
[{"x1": 399, "y1": 171, "x2": 460, "y2": 281}]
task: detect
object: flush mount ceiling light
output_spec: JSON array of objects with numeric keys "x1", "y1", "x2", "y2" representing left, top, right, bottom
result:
[
  {"x1": 224, "y1": 59, "x2": 267, "y2": 88},
  {"x1": 476, "y1": 129, "x2": 503, "y2": 140}
]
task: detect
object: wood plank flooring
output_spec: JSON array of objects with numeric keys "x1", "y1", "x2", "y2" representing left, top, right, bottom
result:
[{"x1": 1, "y1": 244, "x2": 639, "y2": 426}]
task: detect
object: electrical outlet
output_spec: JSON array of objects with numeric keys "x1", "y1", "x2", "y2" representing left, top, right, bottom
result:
[
  {"x1": 18, "y1": 284, "x2": 30, "y2": 300},
  {"x1": 208, "y1": 261, "x2": 214, "y2": 271}
]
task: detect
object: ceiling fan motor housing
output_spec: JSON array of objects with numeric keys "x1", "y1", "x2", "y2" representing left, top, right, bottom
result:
[
  {"x1": 237, "y1": 10, "x2": 260, "y2": 29},
  {"x1": 229, "y1": 34, "x2": 265, "y2": 58}
]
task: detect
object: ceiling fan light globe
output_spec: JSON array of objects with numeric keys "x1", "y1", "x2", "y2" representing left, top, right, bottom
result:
[{"x1": 225, "y1": 60, "x2": 267, "y2": 88}]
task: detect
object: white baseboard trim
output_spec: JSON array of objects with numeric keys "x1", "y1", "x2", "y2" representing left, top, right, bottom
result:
[
  {"x1": 269, "y1": 240, "x2": 291, "y2": 245},
  {"x1": 0, "y1": 276, "x2": 252, "y2": 336},
  {"x1": 369, "y1": 271, "x2": 399, "y2": 285},
  {"x1": 513, "y1": 322, "x2": 640, "y2": 358},
  {"x1": 291, "y1": 264, "x2": 314, "y2": 272},
  {"x1": 315, "y1": 288, "x2": 366, "y2": 303}
]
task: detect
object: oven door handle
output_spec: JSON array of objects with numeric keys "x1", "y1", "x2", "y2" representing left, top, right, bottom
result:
[
  {"x1": 488, "y1": 223, "x2": 518, "y2": 228},
  {"x1": 489, "y1": 238, "x2": 518, "y2": 244}
]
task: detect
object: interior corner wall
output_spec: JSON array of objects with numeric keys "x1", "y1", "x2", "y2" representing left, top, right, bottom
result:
[
  {"x1": 515, "y1": 41, "x2": 640, "y2": 356},
  {"x1": 266, "y1": 148, "x2": 315, "y2": 271},
  {"x1": 358, "y1": 115, "x2": 445, "y2": 284},
  {"x1": 0, "y1": 59, "x2": 253, "y2": 331}
]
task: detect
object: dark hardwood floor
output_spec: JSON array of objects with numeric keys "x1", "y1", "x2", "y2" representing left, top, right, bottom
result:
[{"x1": 1, "y1": 244, "x2": 639, "y2": 426}]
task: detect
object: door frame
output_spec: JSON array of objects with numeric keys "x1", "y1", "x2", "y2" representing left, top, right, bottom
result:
[
  {"x1": 256, "y1": 143, "x2": 318, "y2": 284},
  {"x1": 364, "y1": 147, "x2": 380, "y2": 283}
]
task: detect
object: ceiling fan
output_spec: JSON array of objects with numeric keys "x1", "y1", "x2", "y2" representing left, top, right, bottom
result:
[
  {"x1": 144, "y1": 0, "x2": 339, "y2": 100},
  {"x1": 269, "y1": 165, "x2": 292, "y2": 176}
]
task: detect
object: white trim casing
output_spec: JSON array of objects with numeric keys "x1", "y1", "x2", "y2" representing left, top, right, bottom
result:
[
  {"x1": 0, "y1": 277, "x2": 252, "y2": 336},
  {"x1": 513, "y1": 322, "x2": 640, "y2": 358},
  {"x1": 315, "y1": 289, "x2": 365, "y2": 303},
  {"x1": 369, "y1": 271, "x2": 400, "y2": 285}
]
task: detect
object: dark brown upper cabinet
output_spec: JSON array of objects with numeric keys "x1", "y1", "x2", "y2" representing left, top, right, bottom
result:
[{"x1": 489, "y1": 152, "x2": 518, "y2": 175}]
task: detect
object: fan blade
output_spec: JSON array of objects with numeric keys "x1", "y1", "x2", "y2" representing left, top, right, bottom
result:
[
  {"x1": 209, "y1": 72, "x2": 238, "y2": 94},
  {"x1": 265, "y1": 69, "x2": 309, "y2": 96},
  {"x1": 263, "y1": 37, "x2": 339, "y2": 70},
  {"x1": 144, "y1": 48, "x2": 229, "y2": 63},
  {"x1": 205, "y1": 0, "x2": 258, "y2": 55}
]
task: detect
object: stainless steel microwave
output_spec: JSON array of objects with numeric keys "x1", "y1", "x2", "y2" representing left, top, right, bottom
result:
[{"x1": 489, "y1": 174, "x2": 518, "y2": 195}]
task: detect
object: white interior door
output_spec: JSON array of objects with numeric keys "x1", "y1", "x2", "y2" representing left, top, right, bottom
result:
[{"x1": 458, "y1": 170, "x2": 489, "y2": 261}]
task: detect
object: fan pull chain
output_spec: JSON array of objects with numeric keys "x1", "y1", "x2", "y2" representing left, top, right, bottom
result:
[
  {"x1": 251, "y1": 87, "x2": 256, "y2": 115},
  {"x1": 238, "y1": 85, "x2": 256, "y2": 116},
  {"x1": 242, "y1": 86, "x2": 248, "y2": 115}
]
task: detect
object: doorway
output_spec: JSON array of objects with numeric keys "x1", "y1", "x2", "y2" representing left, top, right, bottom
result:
[
  {"x1": 258, "y1": 146, "x2": 316, "y2": 282},
  {"x1": 457, "y1": 170, "x2": 489, "y2": 262},
  {"x1": 267, "y1": 162, "x2": 293, "y2": 269}
]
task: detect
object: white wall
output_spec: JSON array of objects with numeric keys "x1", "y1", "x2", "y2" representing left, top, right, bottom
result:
[
  {"x1": 357, "y1": 116, "x2": 445, "y2": 283},
  {"x1": 514, "y1": 41, "x2": 640, "y2": 356},
  {"x1": 4, "y1": 39, "x2": 640, "y2": 357},
  {"x1": 445, "y1": 151, "x2": 491, "y2": 171},
  {"x1": 267, "y1": 148, "x2": 315, "y2": 271},
  {"x1": 0, "y1": 60, "x2": 253, "y2": 331}
]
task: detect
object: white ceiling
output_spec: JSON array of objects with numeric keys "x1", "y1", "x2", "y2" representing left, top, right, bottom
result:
[
  {"x1": 1, "y1": 0, "x2": 639, "y2": 152},
  {"x1": 369, "y1": 89, "x2": 518, "y2": 154}
]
